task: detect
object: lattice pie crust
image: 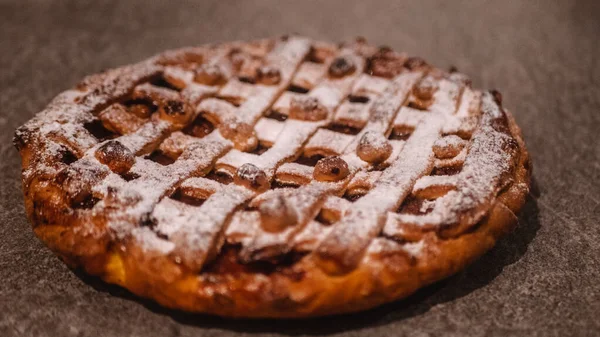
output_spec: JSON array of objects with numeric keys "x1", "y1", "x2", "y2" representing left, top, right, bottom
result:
[{"x1": 14, "y1": 36, "x2": 530, "y2": 317}]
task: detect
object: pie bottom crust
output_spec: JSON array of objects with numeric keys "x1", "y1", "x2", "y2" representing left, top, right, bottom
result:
[{"x1": 22, "y1": 112, "x2": 530, "y2": 318}]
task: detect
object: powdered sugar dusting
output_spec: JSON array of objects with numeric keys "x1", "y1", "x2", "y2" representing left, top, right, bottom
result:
[
  {"x1": 383, "y1": 92, "x2": 519, "y2": 235},
  {"x1": 17, "y1": 62, "x2": 161, "y2": 180},
  {"x1": 150, "y1": 185, "x2": 253, "y2": 268},
  {"x1": 250, "y1": 47, "x2": 366, "y2": 181},
  {"x1": 275, "y1": 162, "x2": 313, "y2": 185},
  {"x1": 132, "y1": 226, "x2": 175, "y2": 254},
  {"x1": 238, "y1": 70, "x2": 423, "y2": 264},
  {"x1": 17, "y1": 37, "x2": 523, "y2": 274},
  {"x1": 402, "y1": 240, "x2": 425, "y2": 257},
  {"x1": 304, "y1": 128, "x2": 354, "y2": 157},
  {"x1": 237, "y1": 37, "x2": 311, "y2": 124},
  {"x1": 239, "y1": 181, "x2": 338, "y2": 260},
  {"x1": 316, "y1": 115, "x2": 443, "y2": 270},
  {"x1": 254, "y1": 118, "x2": 285, "y2": 146}
]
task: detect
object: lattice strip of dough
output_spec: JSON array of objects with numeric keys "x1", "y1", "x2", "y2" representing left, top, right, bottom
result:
[
  {"x1": 151, "y1": 184, "x2": 253, "y2": 270},
  {"x1": 303, "y1": 128, "x2": 354, "y2": 157},
  {"x1": 270, "y1": 46, "x2": 335, "y2": 114},
  {"x1": 42, "y1": 64, "x2": 167, "y2": 199},
  {"x1": 239, "y1": 181, "x2": 343, "y2": 262},
  {"x1": 218, "y1": 80, "x2": 258, "y2": 106},
  {"x1": 113, "y1": 49, "x2": 236, "y2": 156},
  {"x1": 160, "y1": 38, "x2": 310, "y2": 163},
  {"x1": 382, "y1": 139, "x2": 406, "y2": 166},
  {"x1": 434, "y1": 147, "x2": 467, "y2": 170},
  {"x1": 256, "y1": 120, "x2": 326, "y2": 179},
  {"x1": 241, "y1": 71, "x2": 423, "y2": 261},
  {"x1": 343, "y1": 71, "x2": 425, "y2": 154},
  {"x1": 178, "y1": 176, "x2": 223, "y2": 199},
  {"x1": 274, "y1": 162, "x2": 313, "y2": 186},
  {"x1": 319, "y1": 196, "x2": 351, "y2": 223},
  {"x1": 392, "y1": 106, "x2": 427, "y2": 130},
  {"x1": 254, "y1": 118, "x2": 285, "y2": 147},
  {"x1": 118, "y1": 119, "x2": 173, "y2": 155},
  {"x1": 103, "y1": 132, "x2": 232, "y2": 238},
  {"x1": 291, "y1": 61, "x2": 329, "y2": 90},
  {"x1": 350, "y1": 74, "x2": 392, "y2": 99},
  {"x1": 163, "y1": 46, "x2": 235, "y2": 103},
  {"x1": 125, "y1": 38, "x2": 313, "y2": 266},
  {"x1": 383, "y1": 92, "x2": 513, "y2": 238},
  {"x1": 276, "y1": 138, "x2": 404, "y2": 188},
  {"x1": 196, "y1": 98, "x2": 237, "y2": 126},
  {"x1": 412, "y1": 175, "x2": 459, "y2": 199},
  {"x1": 271, "y1": 91, "x2": 303, "y2": 116},
  {"x1": 455, "y1": 87, "x2": 482, "y2": 118},
  {"x1": 332, "y1": 101, "x2": 372, "y2": 129},
  {"x1": 237, "y1": 37, "x2": 313, "y2": 124},
  {"x1": 217, "y1": 46, "x2": 364, "y2": 179},
  {"x1": 98, "y1": 103, "x2": 146, "y2": 135},
  {"x1": 158, "y1": 99, "x2": 236, "y2": 159},
  {"x1": 44, "y1": 123, "x2": 98, "y2": 157},
  {"x1": 345, "y1": 170, "x2": 383, "y2": 197},
  {"x1": 306, "y1": 73, "x2": 465, "y2": 271},
  {"x1": 158, "y1": 131, "x2": 200, "y2": 159},
  {"x1": 292, "y1": 220, "x2": 333, "y2": 252},
  {"x1": 260, "y1": 50, "x2": 365, "y2": 170},
  {"x1": 314, "y1": 114, "x2": 445, "y2": 273},
  {"x1": 428, "y1": 77, "x2": 463, "y2": 114},
  {"x1": 225, "y1": 210, "x2": 261, "y2": 246},
  {"x1": 441, "y1": 88, "x2": 482, "y2": 138},
  {"x1": 224, "y1": 194, "x2": 351, "y2": 252}
]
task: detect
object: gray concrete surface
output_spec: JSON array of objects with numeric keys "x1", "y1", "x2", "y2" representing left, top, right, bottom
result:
[{"x1": 1, "y1": 1, "x2": 599, "y2": 336}]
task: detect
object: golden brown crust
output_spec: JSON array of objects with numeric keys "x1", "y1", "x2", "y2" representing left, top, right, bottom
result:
[
  {"x1": 15, "y1": 36, "x2": 531, "y2": 318},
  {"x1": 22, "y1": 115, "x2": 530, "y2": 318}
]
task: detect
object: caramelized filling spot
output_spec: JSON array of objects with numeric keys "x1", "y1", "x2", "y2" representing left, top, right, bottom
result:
[
  {"x1": 183, "y1": 116, "x2": 215, "y2": 138},
  {"x1": 83, "y1": 120, "x2": 117, "y2": 141},
  {"x1": 145, "y1": 150, "x2": 175, "y2": 166},
  {"x1": 171, "y1": 189, "x2": 206, "y2": 207}
]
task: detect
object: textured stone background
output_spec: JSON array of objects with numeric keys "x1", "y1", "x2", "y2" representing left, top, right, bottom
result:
[{"x1": 1, "y1": 1, "x2": 599, "y2": 336}]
